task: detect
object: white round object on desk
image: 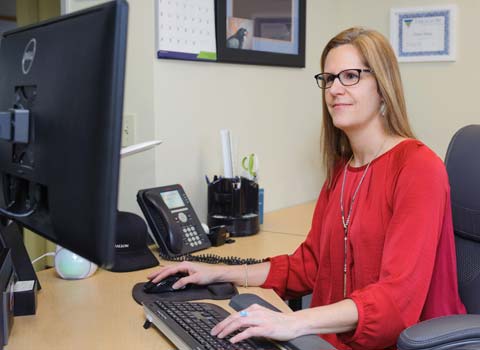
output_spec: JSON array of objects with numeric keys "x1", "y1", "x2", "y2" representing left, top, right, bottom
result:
[{"x1": 54, "y1": 245, "x2": 97, "y2": 279}]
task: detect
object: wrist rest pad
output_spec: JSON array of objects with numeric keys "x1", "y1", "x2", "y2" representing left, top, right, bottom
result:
[{"x1": 132, "y1": 282, "x2": 238, "y2": 305}]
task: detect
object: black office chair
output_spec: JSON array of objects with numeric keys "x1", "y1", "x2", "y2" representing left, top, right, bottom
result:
[{"x1": 397, "y1": 125, "x2": 480, "y2": 350}]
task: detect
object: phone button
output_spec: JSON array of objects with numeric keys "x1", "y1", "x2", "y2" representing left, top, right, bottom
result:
[{"x1": 178, "y1": 212, "x2": 187, "y2": 223}]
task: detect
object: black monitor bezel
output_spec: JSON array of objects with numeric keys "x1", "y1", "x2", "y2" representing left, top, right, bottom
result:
[{"x1": 0, "y1": 0, "x2": 128, "y2": 268}]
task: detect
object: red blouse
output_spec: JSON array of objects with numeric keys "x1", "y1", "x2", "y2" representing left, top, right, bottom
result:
[{"x1": 261, "y1": 140, "x2": 466, "y2": 350}]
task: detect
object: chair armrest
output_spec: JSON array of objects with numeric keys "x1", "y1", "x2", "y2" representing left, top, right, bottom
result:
[{"x1": 397, "y1": 315, "x2": 480, "y2": 350}]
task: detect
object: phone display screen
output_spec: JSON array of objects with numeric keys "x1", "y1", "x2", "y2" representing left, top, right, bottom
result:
[{"x1": 160, "y1": 190, "x2": 185, "y2": 209}]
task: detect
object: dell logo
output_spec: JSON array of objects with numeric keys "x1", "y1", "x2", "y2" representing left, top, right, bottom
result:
[{"x1": 22, "y1": 38, "x2": 36, "y2": 75}]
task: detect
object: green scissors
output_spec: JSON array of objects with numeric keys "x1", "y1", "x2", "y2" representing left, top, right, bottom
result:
[{"x1": 241, "y1": 153, "x2": 259, "y2": 180}]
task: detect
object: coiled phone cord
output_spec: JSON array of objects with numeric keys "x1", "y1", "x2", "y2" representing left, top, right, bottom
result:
[{"x1": 159, "y1": 252, "x2": 264, "y2": 265}]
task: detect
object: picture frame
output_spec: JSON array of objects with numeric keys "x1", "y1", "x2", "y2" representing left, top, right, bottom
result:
[
  {"x1": 390, "y1": 5, "x2": 456, "y2": 62},
  {"x1": 216, "y1": 0, "x2": 306, "y2": 67}
]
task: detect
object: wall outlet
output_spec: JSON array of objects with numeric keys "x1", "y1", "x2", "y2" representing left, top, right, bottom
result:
[{"x1": 122, "y1": 113, "x2": 136, "y2": 147}]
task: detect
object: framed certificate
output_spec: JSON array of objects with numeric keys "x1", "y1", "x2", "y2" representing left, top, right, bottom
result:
[{"x1": 390, "y1": 5, "x2": 456, "y2": 62}]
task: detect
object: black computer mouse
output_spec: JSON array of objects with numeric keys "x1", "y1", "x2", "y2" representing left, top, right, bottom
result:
[{"x1": 143, "y1": 272, "x2": 189, "y2": 294}]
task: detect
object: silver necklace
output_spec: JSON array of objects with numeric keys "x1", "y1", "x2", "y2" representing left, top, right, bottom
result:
[{"x1": 340, "y1": 140, "x2": 387, "y2": 297}]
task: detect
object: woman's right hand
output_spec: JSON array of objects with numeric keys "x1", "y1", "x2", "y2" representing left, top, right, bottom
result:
[{"x1": 147, "y1": 261, "x2": 228, "y2": 289}]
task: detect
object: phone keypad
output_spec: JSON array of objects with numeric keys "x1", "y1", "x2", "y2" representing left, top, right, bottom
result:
[{"x1": 182, "y1": 224, "x2": 204, "y2": 247}]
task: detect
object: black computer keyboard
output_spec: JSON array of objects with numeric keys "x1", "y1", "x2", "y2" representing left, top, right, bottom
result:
[
  {"x1": 143, "y1": 300, "x2": 278, "y2": 350},
  {"x1": 143, "y1": 294, "x2": 337, "y2": 350}
]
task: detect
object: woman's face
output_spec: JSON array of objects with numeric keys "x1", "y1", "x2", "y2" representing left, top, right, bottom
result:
[{"x1": 323, "y1": 44, "x2": 383, "y2": 133}]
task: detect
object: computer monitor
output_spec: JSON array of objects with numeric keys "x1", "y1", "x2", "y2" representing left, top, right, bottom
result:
[{"x1": 0, "y1": 0, "x2": 128, "y2": 268}]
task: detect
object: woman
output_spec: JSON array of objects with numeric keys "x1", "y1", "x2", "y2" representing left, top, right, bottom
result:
[{"x1": 148, "y1": 27, "x2": 465, "y2": 350}]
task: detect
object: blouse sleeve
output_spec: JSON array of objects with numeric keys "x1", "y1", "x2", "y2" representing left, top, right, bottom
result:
[
  {"x1": 340, "y1": 151, "x2": 450, "y2": 349},
  {"x1": 260, "y1": 184, "x2": 329, "y2": 300}
]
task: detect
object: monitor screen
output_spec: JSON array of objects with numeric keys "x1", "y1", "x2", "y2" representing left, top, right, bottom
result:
[{"x1": 0, "y1": 0, "x2": 128, "y2": 268}]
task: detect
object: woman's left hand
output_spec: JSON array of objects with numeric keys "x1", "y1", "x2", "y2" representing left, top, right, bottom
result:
[{"x1": 210, "y1": 303, "x2": 302, "y2": 343}]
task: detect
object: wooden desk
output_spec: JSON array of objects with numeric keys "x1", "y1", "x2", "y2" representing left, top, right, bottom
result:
[
  {"x1": 206, "y1": 231, "x2": 305, "y2": 259},
  {"x1": 262, "y1": 201, "x2": 315, "y2": 236},
  {"x1": 6, "y1": 231, "x2": 304, "y2": 350}
]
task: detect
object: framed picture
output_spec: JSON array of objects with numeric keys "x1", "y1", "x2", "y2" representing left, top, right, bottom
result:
[
  {"x1": 390, "y1": 5, "x2": 456, "y2": 62},
  {"x1": 216, "y1": 0, "x2": 306, "y2": 67}
]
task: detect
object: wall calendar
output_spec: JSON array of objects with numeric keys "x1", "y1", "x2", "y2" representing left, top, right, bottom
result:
[{"x1": 155, "y1": 0, "x2": 217, "y2": 61}]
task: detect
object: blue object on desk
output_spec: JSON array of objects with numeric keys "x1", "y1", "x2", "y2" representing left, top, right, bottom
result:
[{"x1": 259, "y1": 188, "x2": 264, "y2": 225}]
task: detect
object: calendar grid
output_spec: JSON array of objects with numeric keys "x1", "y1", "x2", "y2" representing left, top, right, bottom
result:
[{"x1": 155, "y1": 0, "x2": 217, "y2": 61}]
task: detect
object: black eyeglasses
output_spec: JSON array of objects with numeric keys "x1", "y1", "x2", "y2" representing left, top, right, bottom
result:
[{"x1": 314, "y1": 69, "x2": 374, "y2": 89}]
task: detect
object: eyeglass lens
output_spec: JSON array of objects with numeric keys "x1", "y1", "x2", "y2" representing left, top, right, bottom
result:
[{"x1": 316, "y1": 69, "x2": 363, "y2": 89}]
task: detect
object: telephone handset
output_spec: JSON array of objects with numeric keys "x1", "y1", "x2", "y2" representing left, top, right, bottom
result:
[{"x1": 137, "y1": 185, "x2": 211, "y2": 257}]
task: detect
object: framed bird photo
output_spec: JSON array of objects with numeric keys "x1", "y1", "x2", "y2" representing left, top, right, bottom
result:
[
  {"x1": 216, "y1": 0, "x2": 306, "y2": 67},
  {"x1": 227, "y1": 17, "x2": 254, "y2": 50}
]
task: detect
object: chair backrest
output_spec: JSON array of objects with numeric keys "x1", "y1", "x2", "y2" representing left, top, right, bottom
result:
[{"x1": 444, "y1": 125, "x2": 480, "y2": 314}]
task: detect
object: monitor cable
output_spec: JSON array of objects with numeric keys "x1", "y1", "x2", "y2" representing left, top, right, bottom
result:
[
  {"x1": 0, "y1": 202, "x2": 38, "y2": 218},
  {"x1": 0, "y1": 178, "x2": 41, "y2": 218},
  {"x1": 31, "y1": 251, "x2": 56, "y2": 265}
]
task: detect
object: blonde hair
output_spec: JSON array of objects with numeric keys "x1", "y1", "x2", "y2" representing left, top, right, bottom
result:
[{"x1": 320, "y1": 27, "x2": 415, "y2": 185}]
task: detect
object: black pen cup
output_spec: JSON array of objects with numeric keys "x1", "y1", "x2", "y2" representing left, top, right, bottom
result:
[{"x1": 207, "y1": 177, "x2": 259, "y2": 236}]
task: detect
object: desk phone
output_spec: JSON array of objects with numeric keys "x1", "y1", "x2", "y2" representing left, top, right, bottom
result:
[{"x1": 137, "y1": 185, "x2": 211, "y2": 257}]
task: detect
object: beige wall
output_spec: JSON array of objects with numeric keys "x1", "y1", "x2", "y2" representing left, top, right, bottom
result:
[
  {"x1": 149, "y1": 0, "x2": 333, "y2": 220},
  {"x1": 66, "y1": 0, "x2": 331, "y2": 220},
  {"x1": 16, "y1": 0, "x2": 60, "y2": 25},
  {"x1": 65, "y1": 0, "x2": 478, "y2": 222},
  {"x1": 335, "y1": 0, "x2": 479, "y2": 158}
]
